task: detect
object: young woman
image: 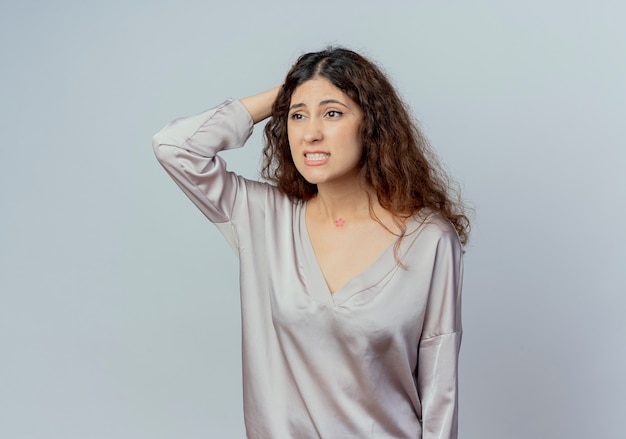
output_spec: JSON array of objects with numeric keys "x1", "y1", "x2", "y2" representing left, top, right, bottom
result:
[{"x1": 153, "y1": 47, "x2": 469, "y2": 439}]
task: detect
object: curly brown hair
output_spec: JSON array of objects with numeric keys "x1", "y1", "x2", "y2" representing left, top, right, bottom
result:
[{"x1": 262, "y1": 47, "x2": 470, "y2": 245}]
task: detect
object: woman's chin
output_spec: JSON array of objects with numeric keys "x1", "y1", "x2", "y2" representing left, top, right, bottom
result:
[{"x1": 298, "y1": 171, "x2": 328, "y2": 186}]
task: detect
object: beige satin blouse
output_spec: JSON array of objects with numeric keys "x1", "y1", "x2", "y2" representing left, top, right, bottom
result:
[{"x1": 153, "y1": 99, "x2": 463, "y2": 438}]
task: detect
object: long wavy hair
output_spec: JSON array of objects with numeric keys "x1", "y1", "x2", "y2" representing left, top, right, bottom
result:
[{"x1": 262, "y1": 47, "x2": 470, "y2": 246}]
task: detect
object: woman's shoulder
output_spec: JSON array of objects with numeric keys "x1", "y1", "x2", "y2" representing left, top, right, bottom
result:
[
  {"x1": 398, "y1": 209, "x2": 463, "y2": 271},
  {"x1": 407, "y1": 209, "x2": 461, "y2": 246},
  {"x1": 236, "y1": 175, "x2": 294, "y2": 209},
  {"x1": 411, "y1": 209, "x2": 455, "y2": 232}
]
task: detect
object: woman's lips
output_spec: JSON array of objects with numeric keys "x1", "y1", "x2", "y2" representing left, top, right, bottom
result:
[{"x1": 303, "y1": 152, "x2": 330, "y2": 166}]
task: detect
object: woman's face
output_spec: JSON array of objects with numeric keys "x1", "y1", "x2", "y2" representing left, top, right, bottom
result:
[{"x1": 287, "y1": 77, "x2": 363, "y2": 187}]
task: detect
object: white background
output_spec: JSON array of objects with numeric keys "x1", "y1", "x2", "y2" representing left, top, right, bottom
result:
[{"x1": 1, "y1": 1, "x2": 624, "y2": 438}]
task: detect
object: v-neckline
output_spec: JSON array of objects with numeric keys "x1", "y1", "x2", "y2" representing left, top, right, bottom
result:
[{"x1": 296, "y1": 202, "x2": 401, "y2": 307}]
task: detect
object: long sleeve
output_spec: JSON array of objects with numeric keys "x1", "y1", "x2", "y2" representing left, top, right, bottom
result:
[
  {"x1": 416, "y1": 228, "x2": 464, "y2": 439},
  {"x1": 152, "y1": 99, "x2": 254, "y2": 224}
]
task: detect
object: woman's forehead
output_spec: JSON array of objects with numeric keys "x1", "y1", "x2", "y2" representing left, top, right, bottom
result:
[{"x1": 290, "y1": 78, "x2": 355, "y2": 108}]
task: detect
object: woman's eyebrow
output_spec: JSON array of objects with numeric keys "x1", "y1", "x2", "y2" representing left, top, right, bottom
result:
[
  {"x1": 289, "y1": 99, "x2": 349, "y2": 111},
  {"x1": 319, "y1": 99, "x2": 348, "y2": 108}
]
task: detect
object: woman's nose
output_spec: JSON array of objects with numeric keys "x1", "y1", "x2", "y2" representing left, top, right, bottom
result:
[{"x1": 303, "y1": 119, "x2": 323, "y2": 143}]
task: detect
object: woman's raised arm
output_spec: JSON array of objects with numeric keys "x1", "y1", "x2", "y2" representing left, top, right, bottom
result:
[{"x1": 240, "y1": 86, "x2": 280, "y2": 124}]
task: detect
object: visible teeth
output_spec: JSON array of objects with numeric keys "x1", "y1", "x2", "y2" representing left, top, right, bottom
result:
[{"x1": 305, "y1": 153, "x2": 330, "y2": 160}]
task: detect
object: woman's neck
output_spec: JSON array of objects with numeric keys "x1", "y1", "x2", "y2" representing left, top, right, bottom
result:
[{"x1": 310, "y1": 183, "x2": 374, "y2": 226}]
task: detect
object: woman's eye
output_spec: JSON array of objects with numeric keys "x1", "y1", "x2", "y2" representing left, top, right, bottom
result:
[
  {"x1": 326, "y1": 110, "x2": 343, "y2": 118},
  {"x1": 289, "y1": 113, "x2": 304, "y2": 120}
]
